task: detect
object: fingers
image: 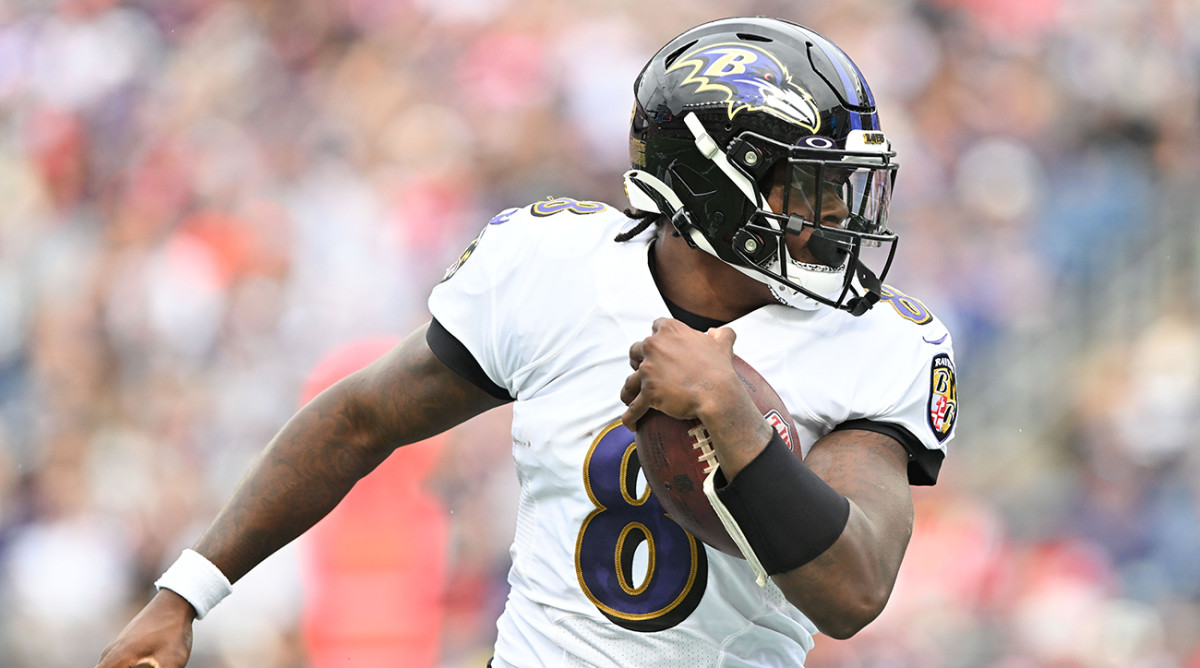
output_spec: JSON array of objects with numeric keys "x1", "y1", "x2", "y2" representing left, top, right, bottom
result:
[
  {"x1": 622, "y1": 320, "x2": 740, "y2": 428},
  {"x1": 620, "y1": 369, "x2": 650, "y2": 430},
  {"x1": 619, "y1": 370, "x2": 641, "y2": 407},
  {"x1": 706, "y1": 326, "x2": 737, "y2": 348},
  {"x1": 621, "y1": 392, "x2": 650, "y2": 431}
]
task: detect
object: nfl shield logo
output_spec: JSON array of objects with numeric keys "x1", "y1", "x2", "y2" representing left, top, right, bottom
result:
[{"x1": 764, "y1": 409, "x2": 793, "y2": 451}]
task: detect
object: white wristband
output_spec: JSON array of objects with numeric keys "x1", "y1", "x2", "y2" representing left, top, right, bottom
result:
[{"x1": 154, "y1": 549, "x2": 233, "y2": 619}]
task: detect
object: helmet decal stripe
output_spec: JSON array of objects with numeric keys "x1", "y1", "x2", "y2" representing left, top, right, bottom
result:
[
  {"x1": 851, "y1": 111, "x2": 879, "y2": 131},
  {"x1": 808, "y1": 33, "x2": 876, "y2": 109},
  {"x1": 808, "y1": 35, "x2": 860, "y2": 105}
]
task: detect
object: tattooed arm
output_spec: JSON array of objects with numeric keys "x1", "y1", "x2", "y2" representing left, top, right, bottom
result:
[
  {"x1": 193, "y1": 322, "x2": 505, "y2": 583},
  {"x1": 97, "y1": 323, "x2": 506, "y2": 668},
  {"x1": 770, "y1": 429, "x2": 914, "y2": 639}
]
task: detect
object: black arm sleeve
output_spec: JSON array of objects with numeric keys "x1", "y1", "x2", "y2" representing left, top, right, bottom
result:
[
  {"x1": 832, "y1": 419, "x2": 944, "y2": 486},
  {"x1": 713, "y1": 431, "x2": 850, "y2": 574},
  {"x1": 425, "y1": 318, "x2": 514, "y2": 402}
]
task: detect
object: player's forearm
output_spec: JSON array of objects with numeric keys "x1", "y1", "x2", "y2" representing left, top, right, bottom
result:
[
  {"x1": 695, "y1": 379, "x2": 776, "y2": 479},
  {"x1": 191, "y1": 381, "x2": 395, "y2": 584},
  {"x1": 771, "y1": 500, "x2": 909, "y2": 638},
  {"x1": 771, "y1": 429, "x2": 914, "y2": 638},
  {"x1": 187, "y1": 325, "x2": 505, "y2": 584}
]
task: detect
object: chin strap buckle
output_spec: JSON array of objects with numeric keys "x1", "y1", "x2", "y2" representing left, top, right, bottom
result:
[{"x1": 845, "y1": 261, "x2": 883, "y2": 316}]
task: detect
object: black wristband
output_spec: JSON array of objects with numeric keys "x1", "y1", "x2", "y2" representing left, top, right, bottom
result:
[{"x1": 714, "y1": 432, "x2": 850, "y2": 574}]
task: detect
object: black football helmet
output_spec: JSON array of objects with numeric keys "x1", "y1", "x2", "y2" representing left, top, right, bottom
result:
[{"x1": 625, "y1": 17, "x2": 898, "y2": 315}]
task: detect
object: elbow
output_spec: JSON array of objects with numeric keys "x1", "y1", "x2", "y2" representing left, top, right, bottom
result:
[
  {"x1": 318, "y1": 377, "x2": 396, "y2": 461},
  {"x1": 816, "y1": 615, "x2": 874, "y2": 641},
  {"x1": 799, "y1": 582, "x2": 892, "y2": 640}
]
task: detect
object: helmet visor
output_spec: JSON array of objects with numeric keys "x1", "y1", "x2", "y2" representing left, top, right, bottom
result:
[{"x1": 783, "y1": 160, "x2": 894, "y2": 245}]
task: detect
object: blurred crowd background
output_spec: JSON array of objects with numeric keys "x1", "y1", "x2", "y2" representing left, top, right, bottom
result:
[{"x1": 1, "y1": 0, "x2": 1198, "y2": 666}]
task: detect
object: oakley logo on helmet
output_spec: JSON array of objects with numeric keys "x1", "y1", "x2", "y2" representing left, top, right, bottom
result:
[
  {"x1": 667, "y1": 43, "x2": 820, "y2": 132},
  {"x1": 797, "y1": 136, "x2": 835, "y2": 149}
]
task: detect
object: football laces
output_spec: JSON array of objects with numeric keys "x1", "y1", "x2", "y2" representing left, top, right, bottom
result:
[{"x1": 689, "y1": 425, "x2": 718, "y2": 475}]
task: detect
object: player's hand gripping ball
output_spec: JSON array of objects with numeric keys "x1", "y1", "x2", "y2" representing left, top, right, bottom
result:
[{"x1": 635, "y1": 356, "x2": 798, "y2": 557}]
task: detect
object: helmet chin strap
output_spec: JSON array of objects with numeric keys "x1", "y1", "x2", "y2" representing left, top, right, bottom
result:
[{"x1": 847, "y1": 261, "x2": 883, "y2": 316}]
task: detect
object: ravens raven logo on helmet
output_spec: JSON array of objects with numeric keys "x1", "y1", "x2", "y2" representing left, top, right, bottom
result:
[{"x1": 666, "y1": 43, "x2": 821, "y2": 132}]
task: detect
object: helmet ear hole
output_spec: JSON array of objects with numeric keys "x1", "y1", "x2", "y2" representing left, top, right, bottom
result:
[{"x1": 668, "y1": 161, "x2": 718, "y2": 199}]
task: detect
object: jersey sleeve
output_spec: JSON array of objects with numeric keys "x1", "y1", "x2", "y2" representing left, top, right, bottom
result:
[
  {"x1": 847, "y1": 320, "x2": 957, "y2": 486},
  {"x1": 427, "y1": 207, "x2": 528, "y2": 397},
  {"x1": 426, "y1": 201, "x2": 624, "y2": 399},
  {"x1": 426, "y1": 318, "x2": 513, "y2": 401}
]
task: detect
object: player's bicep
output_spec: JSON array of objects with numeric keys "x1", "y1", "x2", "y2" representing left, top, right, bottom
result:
[
  {"x1": 331, "y1": 322, "x2": 510, "y2": 450},
  {"x1": 804, "y1": 429, "x2": 914, "y2": 568}
]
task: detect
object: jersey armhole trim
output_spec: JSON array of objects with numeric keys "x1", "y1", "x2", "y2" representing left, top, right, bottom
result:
[
  {"x1": 427, "y1": 318, "x2": 515, "y2": 402},
  {"x1": 832, "y1": 418, "x2": 943, "y2": 486}
]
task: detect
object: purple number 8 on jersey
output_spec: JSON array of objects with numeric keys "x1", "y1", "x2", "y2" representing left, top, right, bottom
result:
[{"x1": 575, "y1": 421, "x2": 708, "y2": 632}]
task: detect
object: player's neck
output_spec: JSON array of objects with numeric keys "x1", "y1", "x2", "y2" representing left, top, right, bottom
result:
[{"x1": 650, "y1": 229, "x2": 774, "y2": 324}]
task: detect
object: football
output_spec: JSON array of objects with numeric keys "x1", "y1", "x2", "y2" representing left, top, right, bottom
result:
[{"x1": 635, "y1": 355, "x2": 798, "y2": 558}]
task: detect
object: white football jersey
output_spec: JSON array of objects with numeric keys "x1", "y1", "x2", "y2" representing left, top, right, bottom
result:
[{"x1": 427, "y1": 198, "x2": 957, "y2": 668}]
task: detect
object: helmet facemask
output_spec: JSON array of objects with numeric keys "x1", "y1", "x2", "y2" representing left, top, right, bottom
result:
[
  {"x1": 626, "y1": 117, "x2": 899, "y2": 315},
  {"x1": 736, "y1": 133, "x2": 899, "y2": 314}
]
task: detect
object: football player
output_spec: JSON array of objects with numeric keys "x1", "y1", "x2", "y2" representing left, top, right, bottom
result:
[{"x1": 98, "y1": 17, "x2": 956, "y2": 668}]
